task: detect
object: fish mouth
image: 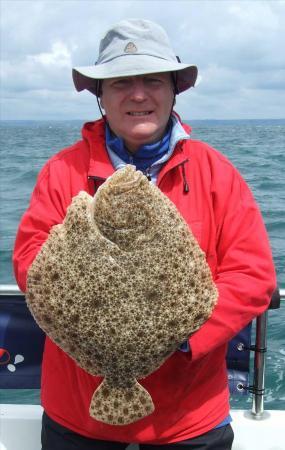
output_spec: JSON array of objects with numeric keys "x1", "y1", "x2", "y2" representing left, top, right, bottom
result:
[
  {"x1": 102, "y1": 166, "x2": 146, "y2": 195},
  {"x1": 92, "y1": 166, "x2": 154, "y2": 246}
]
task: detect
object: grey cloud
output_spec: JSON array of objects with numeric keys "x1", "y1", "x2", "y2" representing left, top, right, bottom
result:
[{"x1": 1, "y1": 0, "x2": 285, "y2": 120}]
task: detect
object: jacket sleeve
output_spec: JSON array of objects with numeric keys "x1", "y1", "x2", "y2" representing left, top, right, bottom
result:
[
  {"x1": 13, "y1": 161, "x2": 67, "y2": 293},
  {"x1": 189, "y1": 158, "x2": 277, "y2": 362}
]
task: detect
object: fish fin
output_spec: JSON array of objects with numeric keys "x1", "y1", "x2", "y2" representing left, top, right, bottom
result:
[{"x1": 89, "y1": 378, "x2": 154, "y2": 425}]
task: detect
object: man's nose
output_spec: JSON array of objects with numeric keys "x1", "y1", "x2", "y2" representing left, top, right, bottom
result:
[{"x1": 130, "y1": 79, "x2": 147, "y2": 101}]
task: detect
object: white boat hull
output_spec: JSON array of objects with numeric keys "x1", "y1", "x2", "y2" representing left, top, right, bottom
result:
[{"x1": 0, "y1": 404, "x2": 285, "y2": 450}]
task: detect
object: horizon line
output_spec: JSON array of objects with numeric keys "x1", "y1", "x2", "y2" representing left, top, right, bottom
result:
[{"x1": 1, "y1": 118, "x2": 285, "y2": 122}]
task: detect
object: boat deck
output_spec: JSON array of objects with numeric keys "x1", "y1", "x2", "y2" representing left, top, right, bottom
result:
[{"x1": 0, "y1": 404, "x2": 285, "y2": 450}]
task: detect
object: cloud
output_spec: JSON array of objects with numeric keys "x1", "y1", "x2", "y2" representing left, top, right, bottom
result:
[
  {"x1": 31, "y1": 41, "x2": 74, "y2": 68},
  {"x1": 1, "y1": 0, "x2": 285, "y2": 120},
  {"x1": 1, "y1": 41, "x2": 75, "y2": 95}
]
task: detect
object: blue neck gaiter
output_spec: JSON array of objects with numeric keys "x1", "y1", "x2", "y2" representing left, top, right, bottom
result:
[{"x1": 105, "y1": 121, "x2": 172, "y2": 173}]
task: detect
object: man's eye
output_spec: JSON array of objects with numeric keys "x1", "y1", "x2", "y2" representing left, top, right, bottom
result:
[
  {"x1": 112, "y1": 79, "x2": 130, "y2": 88},
  {"x1": 145, "y1": 78, "x2": 163, "y2": 85}
]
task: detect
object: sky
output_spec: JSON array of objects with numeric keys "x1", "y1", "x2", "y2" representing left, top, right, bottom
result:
[{"x1": 1, "y1": 0, "x2": 285, "y2": 120}]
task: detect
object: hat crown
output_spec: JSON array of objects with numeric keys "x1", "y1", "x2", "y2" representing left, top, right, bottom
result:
[
  {"x1": 96, "y1": 19, "x2": 177, "y2": 65},
  {"x1": 72, "y1": 19, "x2": 198, "y2": 95}
]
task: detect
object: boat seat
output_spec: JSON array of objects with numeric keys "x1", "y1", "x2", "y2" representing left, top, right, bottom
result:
[{"x1": 0, "y1": 289, "x2": 281, "y2": 393}]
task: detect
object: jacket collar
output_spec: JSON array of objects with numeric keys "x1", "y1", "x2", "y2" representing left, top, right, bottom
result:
[
  {"x1": 85, "y1": 120, "x2": 115, "y2": 180},
  {"x1": 85, "y1": 118, "x2": 190, "y2": 183},
  {"x1": 157, "y1": 141, "x2": 189, "y2": 186},
  {"x1": 157, "y1": 116, "x2": 191, "y2": 185}
]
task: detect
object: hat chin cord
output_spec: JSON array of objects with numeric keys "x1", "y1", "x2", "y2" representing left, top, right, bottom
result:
[{"x1": 96, "y1": 94, "x2": 107, "y2": 123}]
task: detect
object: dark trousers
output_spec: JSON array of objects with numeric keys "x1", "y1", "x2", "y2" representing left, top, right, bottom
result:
[{"x1": 42, "y1": 412, "x2": 234, "y2": 450}]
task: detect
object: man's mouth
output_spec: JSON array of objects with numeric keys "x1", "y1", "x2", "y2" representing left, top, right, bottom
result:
[{"x1": 127, "y1": 111, "x2": 153, "y2": 116}]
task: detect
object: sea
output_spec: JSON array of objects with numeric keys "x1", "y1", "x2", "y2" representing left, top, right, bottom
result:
[{"x1": 0, "y1": 118, "x2": 284, "y2": 410}]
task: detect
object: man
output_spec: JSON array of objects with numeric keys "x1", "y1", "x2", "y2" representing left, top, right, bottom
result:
[{"x1": 13, "y1": 19, "x2": 276, "y2": 450}]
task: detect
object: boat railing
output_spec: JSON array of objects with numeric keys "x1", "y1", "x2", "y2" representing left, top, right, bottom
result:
[
  {"x1": 250, "y1": 288, "x2": 283, "y2": 418},
  {"x1": 0, "y1": 284, "x2": 284, "y2": 420}
]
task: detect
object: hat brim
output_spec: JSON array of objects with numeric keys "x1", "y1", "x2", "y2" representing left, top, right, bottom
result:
[{"x1": 72, "y1": 55, "x2": 198, "y2": 95}]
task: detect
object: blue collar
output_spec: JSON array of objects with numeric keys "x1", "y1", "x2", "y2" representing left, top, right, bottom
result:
[{"x1": 105, "y1": 121, "x2": 173, "y2": 173}]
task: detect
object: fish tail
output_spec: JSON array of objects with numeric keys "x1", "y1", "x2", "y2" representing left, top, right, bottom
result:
[{"x1": 89, "y1": 378, "x2": 154, "y2": 425}]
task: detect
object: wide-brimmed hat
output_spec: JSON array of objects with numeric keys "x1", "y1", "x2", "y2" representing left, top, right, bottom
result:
[{"x1": 72, "y1": 19, "x2": 198, "y2": 95}]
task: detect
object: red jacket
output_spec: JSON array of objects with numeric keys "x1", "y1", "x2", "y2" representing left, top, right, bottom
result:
[{"x1": 13, "y1": 119, "x2": 276, "y2": 444}]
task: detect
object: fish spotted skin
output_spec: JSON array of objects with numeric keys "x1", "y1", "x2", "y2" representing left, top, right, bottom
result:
[{"x1": 27, "y1": 165, "x2": 217, "y2": 425}]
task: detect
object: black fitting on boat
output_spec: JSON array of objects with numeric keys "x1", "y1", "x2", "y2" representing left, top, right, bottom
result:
[
  {"x1": 243, "y1": 345, "x2": 267, "y2": 353},
  {"x1": 250, "y1": 346, "x2": 267, "y2": 353},
  {"x1": 246, "y1": 386, "x2": 266, "y2": 396}
]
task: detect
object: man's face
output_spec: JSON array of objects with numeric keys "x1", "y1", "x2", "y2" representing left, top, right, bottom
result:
[{"x1": 100, "y1": 73, "x2": 174, "y2": 153}]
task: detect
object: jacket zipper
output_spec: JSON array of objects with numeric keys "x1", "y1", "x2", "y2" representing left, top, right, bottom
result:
[{"x1": 180, "y1": 159, "x2": 190, "y2": 193}]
